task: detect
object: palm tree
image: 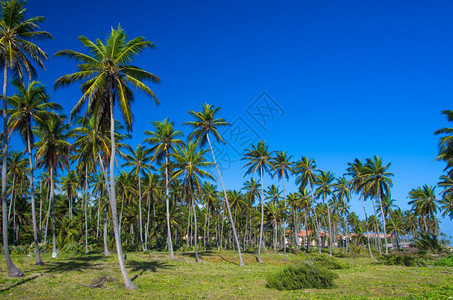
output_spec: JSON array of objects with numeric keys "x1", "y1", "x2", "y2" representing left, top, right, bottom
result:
[
  {"x1": 333, "y1": 177, "x2": 351, "y2": 251},
  {"x1": 363, "y1": 156, "x2": 393, "y2": 255},
  {"x1": 60, "y1": 170, "x2": 78, "y2": 221},
  {"x1": 0, "y1": 0, "x2": 52, "y2": 277},
  {"x1": 242, "y1": 140, "x2": 274, "y2": 263},
  {"x1": 55, "y1": 25, "x2": 159, "y2": 290},
  {"x1": 201, "y1": 182, "x2": 218, "y2": 248},
  {"x1": 314, "y1": 170, "x2": 335, "y2": 256},
  {"x1": 408, "y1": 185, "x2": 439, "y2": 236},
  {"x1": 144, "y1": 118, "x2": 183, "y2": 259},
  {"x1": 294, "y1": 157, "x2": 322, "y2": 253},
  {"x1": 172, "y1": 142, "x2": 213, "y2": 263},
  {"x1": 346, "y1": 158, "x2": 373, "y2": 258},
  {"x1": 243, "y1": 177, "x2": 261, "y2": 248},
  {"x1": 34, "y1": 114, "x2": 72, "y2": 258},
  {"x1": 435, "y1": 110, "x2": 453, "y2": 174},
  {"x1": 272, "y1": 151, "x2": 293, "y2": 253},
  {"x1": 8, "y1": 79, "x2": 61, "y2": 265},
  {"x1": 184, "y1": 103, "x2": 244, "y2": 266},
  {"x1": 438, "y1": 175, "x2": 453, "y2": 220},
  {"x1": 122, "y1": 144, "x2": 151, "y2": 251}
]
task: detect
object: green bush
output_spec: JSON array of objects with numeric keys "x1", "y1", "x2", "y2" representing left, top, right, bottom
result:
[
  {"x1": 266, "y1": 261, "x2": 338, "y2": 290},
  {"x1": 434, "y1": 255, "x2": 453, "y2": 267},
  {"x1": 310, "y1": 253, "x2": 347, "y2": 270},
  {"x1": 378, "y1": 254, "x2": 426, "y2": 267}
]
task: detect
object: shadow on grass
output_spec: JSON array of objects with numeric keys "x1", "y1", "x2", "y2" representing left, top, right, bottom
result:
[
  {"x1": 43, "y1": 255, "x2": 104, "y2": 273},
  {"x1": 0, "y1": 275, "x2": 38, "y2": 293},
  {"x1": 126, "y1": 260, "x2": 171, "y2": 279}
]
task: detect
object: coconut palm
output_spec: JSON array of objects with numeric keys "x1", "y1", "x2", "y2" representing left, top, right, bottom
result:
[
  {"x1": 272, "y1": 151, "x2": 293, "y2": 253},
  {"x1": 201, "y1": 182, "x2": 218, "y2": 248},
  {"x1": 333, "y1": 177, "x2": 351, "y2": 251},
  {"x1": 0, "y1": 0, "x2": 52, "y2": 277},
  {"x1": 172, "y1": 142, "x2": 214, "y2": 263},
  {"x1": 55, "y1": 25, "x2": 159, "y2": 290},
  {"x1": 346, "y1": 158, "x2": 373, "y2": 258},
  {"x1": 184, "y1": 103, "x2": 244, "y2": 266},
  {"x1": 144, "y1": 118, "x2": 183, "y2": 259},
  {"x1": 294, "y1": 156, "x2": 322, "y2": 253},
  {"x1": 314, "y1": 170, "x2": 335, "y2": 256},
  {"x1": 363, "y1": 156, "x2": 393, "y2": 255},
  {"x1": 60, "y1": 170, "x2": 78, "y2": 221},
  {"x1": 34, "y1": 114, "x2": 72, "y2": 258},
  {"x1": 122, "y1": 144, "x2": 152, "y2": 251},
  {"x1": 8, "y1": 79, "x2": 61, "y2": 265},
  {"x1": 408, "y1": 185, "x2": 439, "y2": 236},
  {"x1": 242, "y1": 140, "x2": 274, "y2": 263}
]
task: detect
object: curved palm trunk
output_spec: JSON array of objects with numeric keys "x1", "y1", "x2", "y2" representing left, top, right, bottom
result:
[
  {"x1": 50, "y1": 166, "x2": 57, "y2": 258},
  {"x1": 165, "y1": 152, "x2": 174, "y2": 259},
  {"x1": 361, "y1": 194, "x2": 373, "y2": 258},
  {"x1": 192, "y1": 191, "x2": 202, "y2": 263},
  {"x1": 137, "y1": 171, "x2": 145, "y2": 251},
  {"x1": 103, "y1": 194, "x2": 109, "y2": 256},
  {"x1": 2, "y1": 63, "x2": 23, "y2": 276},
  {"x1": 26, "y1": 135, "x2": 44, "y2": 265},
  {"x1": 377, "y1": 190, "x2": 389, "y2": 255},
  {"x1": 109, "y1": 102, "x2": 137, "y2": 290},
  {"x1": 206, "y1": 134, "x2": 244, "y2": 266},
  {"x1": 258, "y1": 165, "x2": 265, "y2": 263}
]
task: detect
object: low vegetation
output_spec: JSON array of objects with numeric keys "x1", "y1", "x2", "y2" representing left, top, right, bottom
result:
[{"x1": 1, "y1": 250, "x2": 453, "y2": 299}]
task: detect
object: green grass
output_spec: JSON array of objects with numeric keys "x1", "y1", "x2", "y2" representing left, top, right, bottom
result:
[{"x1": 1, "y1": 250, "x2": 453, "y2": 299}]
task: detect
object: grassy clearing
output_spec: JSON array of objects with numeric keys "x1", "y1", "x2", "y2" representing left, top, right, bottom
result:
[{"x1": 1, "y1": 250, "x2": 452, "y2": 299}]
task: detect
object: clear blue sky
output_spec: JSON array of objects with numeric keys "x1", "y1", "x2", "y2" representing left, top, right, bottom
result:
[{"x1": 14, "y1": 0, "x2": 453, "y2": 240}]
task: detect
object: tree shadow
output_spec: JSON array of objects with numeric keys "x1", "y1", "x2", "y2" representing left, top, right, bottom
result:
[
  {"x1": 0, "y1": 275, "x2": 38, "y2": 292},
  {"x1": 126, "y1": 260, "x2": 170, "y2": 278},
  {"x1": 43, "y1": 255, "x2": 104, "y2": 273}
]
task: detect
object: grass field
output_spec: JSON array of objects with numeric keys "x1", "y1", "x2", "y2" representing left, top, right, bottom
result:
[{"x1": 1, "y1": 250, "x2": 452, "y2": 299}]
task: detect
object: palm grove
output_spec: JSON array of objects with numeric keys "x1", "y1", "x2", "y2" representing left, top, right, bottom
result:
[{"x1": 1, "y1": 0, "x2": 452, "y2": 290}]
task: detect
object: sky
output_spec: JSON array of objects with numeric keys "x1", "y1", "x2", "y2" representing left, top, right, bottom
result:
[{"x1": 11, "y1": 0, "x2": 453, "y2": 240}]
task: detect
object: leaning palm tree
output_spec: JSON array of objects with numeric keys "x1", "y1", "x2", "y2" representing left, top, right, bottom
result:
[
  {"x1": 184, "y1": 104, "x2": 244, "y2": 266},
  {"x1": 272, "y1": 151, "x2": 293, "y2": 253},
  {"x1": 122, "y1": 144, "x2": 151, "y2": 251},
  {"x1": 144, "y1": 118, "x2": 183, "y2": 259},
  {"x1": 171, "y1": 142, "x2": 213, "y2": 263},
  {"x1": 8, "y1": 79, "x2": 61, "y2": 265},
  {"x1": 34, "y1": 114, "x2": 72, "y2": 258},
  {"x1": 54, "y1": 25, "x2": 159, "y2": 290},
  {"x1": 363, "y1": 156, "x2": 393, "y2": 255},
  {"x1": 0, "y1": 0, "x2": 52, "y2": 277},
  {"x1": 242, "y1": 140, "x2": 274, "y2": 263}
]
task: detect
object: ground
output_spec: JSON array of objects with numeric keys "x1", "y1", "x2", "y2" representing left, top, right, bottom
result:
[{"x1": 1, "y1": 250, "x2": 452, "y2": 299}]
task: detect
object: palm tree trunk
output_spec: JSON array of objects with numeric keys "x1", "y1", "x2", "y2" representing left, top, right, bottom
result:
[
  {"x1": 2, "y1": 63, "x2": 23, "y2": 276},
  {"x1": 361, "y1": 194, "x2": 374, "y2": 258},
  {"x1": 103, "y1": 194, "x2": 110, "y2": 256},
  {"x1": 137, "y1": 171, "x2": 145, "y2": 251},
  {"x1": 304, "y1": 209, "x2": 309, "y2": 252},
  {"x1": 206, "y1": 134, "x2": 244, "y2": 266},
  {"x1": 282, "y1": 179, "x2": 287, "y2": 254},
  {"x1": 51, "y1": 166, "x2": 57, "y2": 258},
  {"x1": 39, "y1": 180, "x2": 43, "y2": 236},
  {"x1": 84, "y1": 165, "x2": 88, "y2": 253},
  {"x1": 8, "y1": 177, "x2": 15, "y2": 221},
  {"x1": 324, "y1": 197, "x2": 333, "y2": 256},
  {"x1": 145, "y1": 194, "x2": 151, "y2": 250},
  {"x1": 377, "y1": 190, "x2": 389, "y2": 255},
  {"x1": 26, "y1": 135, "x2": 44, "y2": 265},
  {"x1": 165, "y1": 152, "x2": 174, "y2": 259},
  {"x1": 109, "y1": 102, "x2": 136, "y2": 290},
  {"x1": 44, "y1": 181, "x2": 51, "y2": 251},
  {"x1": 258, "y1": 165, "x2": 265, "y2": 263}
]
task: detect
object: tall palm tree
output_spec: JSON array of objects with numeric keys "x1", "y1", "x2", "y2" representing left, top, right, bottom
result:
[
  {"x1": 0, "y1": 0, "x2": 52, "y2": 277},
  {"x1": 122, "y1": 144, "x2": 151, "y2": 251},
  {"x1": 34, "y1": 114, "x2": 72, "y2": 258},
  {"x1": 363, "y1": 156, "x2": 393, "y2": 255},
  {"x1": 314, "y1": 170, "x2": 335, "y2": 256},
  {"x1": 8, "y1": 79, "x2": 61, "y2": 265},
  {"x1": 294, "y1": 157, "x2": 322, "y2": 253},
  {"x1": 346, "y1": 158, "x2": 373, "y2": 258},
  {"x1": 438, "y1": 175, "x2": 453, "y2": 220},
  {"x1": 184, "y1": 103, "x2": 244, "y2": 266},
  {"x1": 172, "y1": 142, "x2": 213, "y2": 263},
  {"x1": 242, "y1": 140, "x2": 274, "y2": 263},
  {"x1": 55, "y1": 25, "x2": 159, "y2": 290},
  {"x1": 333, "y1": 177, "x2": 351, "y2": 251},
  {"x1": 144, "y1": 118, "x2": 183, "y2": 259},
  {"x1": 60, "y1": 170, "x2": 78, "y2": 220},
  {"x1": 272, "y1": 151, "x2": 293, "y2": 253},
  {"x1": 201, "y1": 182, "x2": 218, "y2": 248}
]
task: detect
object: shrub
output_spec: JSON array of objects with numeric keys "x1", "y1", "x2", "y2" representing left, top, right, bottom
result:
[
  {"x1": 266, "y1": 261, "x2": 338, "y2": 290},
  {"x1": 434, "y1": 255, "x2": 453, "y2": 267},
  {"x1": 378, "y1": 254, "x2": 426, "y2": 267}
]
